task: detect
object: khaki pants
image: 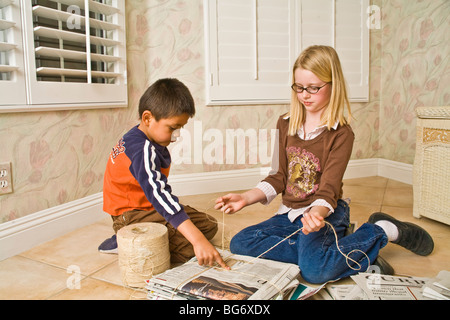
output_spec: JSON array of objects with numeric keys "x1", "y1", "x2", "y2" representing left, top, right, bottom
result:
[{"x1": 112, "y1": 205, "x2": 218, "y2": 263}]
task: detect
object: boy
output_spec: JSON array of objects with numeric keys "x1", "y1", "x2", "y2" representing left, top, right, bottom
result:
[{"x1": 99, "y1": 78, "x2": 228, "y2": 269}]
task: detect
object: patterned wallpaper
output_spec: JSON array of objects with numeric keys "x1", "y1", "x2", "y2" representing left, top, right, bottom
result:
[
  {"x1": 0, "y1": 0, "x2": 448, "y2": 223},
  {"x1": 377, "y1": 0, "x2": 449, "y2": 162}
]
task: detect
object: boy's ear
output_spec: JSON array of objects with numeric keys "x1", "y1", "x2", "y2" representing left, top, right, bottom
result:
[{"x1": 141, "y1": 110, "x2": 154, "y2": 125}]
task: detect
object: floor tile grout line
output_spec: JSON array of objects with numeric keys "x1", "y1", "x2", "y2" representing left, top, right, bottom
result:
[
  {"x1": 379, "y1": 178, "x2": 390, "y2": 212},
  {"x1": 17, "y1": 252, "x2": 119, "y2": 279},
  {"x1": 12, "y1": 254, "x2": 112, "y2": 300},
  {"x1": 16, "y1": 253, "x2": 72, "y2": 273}
]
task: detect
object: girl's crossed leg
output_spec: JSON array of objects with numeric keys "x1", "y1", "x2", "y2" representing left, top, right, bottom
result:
[{"x1": 230, "y1": 200, "x2": 388, "y2": 283}]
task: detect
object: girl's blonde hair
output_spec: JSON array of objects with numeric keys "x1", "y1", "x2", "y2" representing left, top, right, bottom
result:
[{"x1": 287, "y1": 45, "x2": 352, "y2": 136}]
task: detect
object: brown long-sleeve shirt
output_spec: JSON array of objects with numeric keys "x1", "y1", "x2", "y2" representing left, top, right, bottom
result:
[{"x1": 262, "y1": 115, "x2": 354, "y2": 211}]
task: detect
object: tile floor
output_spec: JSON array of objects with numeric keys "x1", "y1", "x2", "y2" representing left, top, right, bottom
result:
[{"x1": 0, "y1": 176, "x2": 449, "y2": 300}]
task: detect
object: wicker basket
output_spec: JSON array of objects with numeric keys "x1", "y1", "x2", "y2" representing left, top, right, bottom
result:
[{"x1": 413, "y1": 106, "x2": 450, "y2": 225}]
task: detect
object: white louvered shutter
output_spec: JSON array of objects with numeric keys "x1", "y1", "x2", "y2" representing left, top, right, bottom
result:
[
  {"x1": 22, "y1": 0, "x2": 127, "y2": 106},
  {"x1": 0, "y1": 0, "x2": 27, "y2": 105},
  {"x1": 205, "y1": 0, "x2": 369, "y2": 105},
  {"x1": 300, "y1": 0, "x2": 369, "y2": 101},
  {"x1": 335, "y1": 0, "x2": 369, "y2": 101},
  {"x1": 205, "y1": 0, "x2": 297, "y2": 105}
]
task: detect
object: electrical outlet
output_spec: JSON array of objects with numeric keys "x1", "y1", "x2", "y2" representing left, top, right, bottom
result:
[{"x1": 0, "y1": 162, "x2": 13, "y2": 195}]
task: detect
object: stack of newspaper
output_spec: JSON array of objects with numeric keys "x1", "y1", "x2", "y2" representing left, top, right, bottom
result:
[
  {"x1": 145, "y1": 250, "x2": 300, "y2": 300},
  {"x1": 316, "y1": 270, "x2": 450, "y2": 300},
  {"x1": 422, "y1": 270, "x2": 450, "y2": 300}
]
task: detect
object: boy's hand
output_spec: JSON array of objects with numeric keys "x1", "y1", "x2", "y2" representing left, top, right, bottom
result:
[
  {"x1": 177, "y1": 219, "x2": 229, "y2": 270},
  {"x1": 193, "y1": 238, "x2": 230, "y2": 270}
]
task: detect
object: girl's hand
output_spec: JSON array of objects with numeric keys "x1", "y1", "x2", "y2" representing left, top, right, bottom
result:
[
  {"x1": 214, "y1": 193, "x2": 247, "y2": 214},
  {"x1": 301, "y1": 207, "x2": 329, "y2": 235},
  {"x1": 214, "y1": 188, "x2": 267, "y2": 215}
]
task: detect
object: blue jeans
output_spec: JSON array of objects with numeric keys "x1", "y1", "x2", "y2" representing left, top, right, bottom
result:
[{"x1": 230, "y1": 200, "x2": 388, "y2": 283}]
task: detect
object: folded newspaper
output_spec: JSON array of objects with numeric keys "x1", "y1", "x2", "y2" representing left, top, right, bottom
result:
[
  {"x1": 316, "y1": 271, "x2": 450, "y2": 300},
  {"x1": 145, "y1": 250, "x2": 300, "y2": 300},
  {"x1": 422, "y1": 270, "x2": 450, "y2": 300},
  {"x1": 350, "y1": 272, "x2": 429, "y2": 300}
]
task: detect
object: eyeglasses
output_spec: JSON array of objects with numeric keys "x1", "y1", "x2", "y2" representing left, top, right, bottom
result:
[{"x1": 291, "y1": 82, "x2": 330, "y2": 94}]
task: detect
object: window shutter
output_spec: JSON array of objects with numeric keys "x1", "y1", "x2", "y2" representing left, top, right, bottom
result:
[
  {"x1": 299, "y1": 0, "x2": 334, "y2": 48},
  {"x1": 205, "y1": 0, "x2": 369, "y2": 105},
  {"x1": 0, "y1": 0, "x2": 27, "y2": 105},
  {"x1": 288, "y1": 0, "x2": 369, "y2": 101},
  {"x1": 335, "y1": 0, "x2": 369, "y2": 101},
  {"x1": 205, "y1": 0, "x2": 297, "y2": 105},
  {"x1": 22, "y1": 0, "x2": 127, "y2": 106}
]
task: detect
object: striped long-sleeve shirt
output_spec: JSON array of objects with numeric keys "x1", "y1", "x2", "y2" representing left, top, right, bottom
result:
[{"x1": 103, "y1": 125, "x2": 189, "y2": 228}]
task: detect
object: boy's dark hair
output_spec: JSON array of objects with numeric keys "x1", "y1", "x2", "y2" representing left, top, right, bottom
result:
[{"x1": 138, "y1": 78, "x2": 195, "y2": 120}]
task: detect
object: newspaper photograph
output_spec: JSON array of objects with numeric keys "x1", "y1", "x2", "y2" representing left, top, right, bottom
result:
[{"x1": 146, "y1": 250, "x2": 300, "y2": 300}]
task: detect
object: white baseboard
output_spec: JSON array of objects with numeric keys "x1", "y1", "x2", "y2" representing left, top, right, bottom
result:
[
  {"x1": 0, "y1": 194, "x2": 104, "y2": 261},
  {"x1": 169, "y1": 167, "x2": 270, "y2": 196},
  {"x1": 344, "y1": 158, "x2": 413, "y2": 184},
  {"x1": 0, "y1": 158, "x2": 412, "y2": 261},
  {"x1": 343, "y1": 158, "x2": 379, "y2": 180},
  {"x1": 376, "y1": 158, "x2": 413, "y2": 185},
  {"x1": 169, "y1": 159, "x2": 413, "y2": 196}
]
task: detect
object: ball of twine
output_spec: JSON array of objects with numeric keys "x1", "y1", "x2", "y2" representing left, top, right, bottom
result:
[{"x1": 117, "y1": 222, "x2": 170, "y2": 288}]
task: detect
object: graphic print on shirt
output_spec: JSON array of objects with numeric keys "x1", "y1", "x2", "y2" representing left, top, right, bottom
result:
[
  {"x1": 110, "y1": 138, "x2": 126, "y2": 164},
  {"x1": 286, "y1": 146, "x2": 321, "y2": 198}
]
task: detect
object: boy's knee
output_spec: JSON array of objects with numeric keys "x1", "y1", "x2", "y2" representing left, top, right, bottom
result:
[
  {"x1": 183, "y1": 205, "x2": 218, "y2": 240},
  {"x1": 202, "y1": 215, "x2": 218, "y2": 240}
]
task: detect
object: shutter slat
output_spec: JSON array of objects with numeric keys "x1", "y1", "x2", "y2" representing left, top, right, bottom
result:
[
  {"x1": 0, "y1": 0, "x2": 13, "y2": 9},
  {"x1": 35, "y1": 47, "x2": 85, "y2": 61},
  {"x1": 35, "y1": 46, "x2": 120, "y2": 63},
  {"x1": 32, "y1": 5, "x2": 120, "y2": 32},
  {"x1": 36, "y1": 67, "x2": 87, "y2": 77},
  {"x1": 88, "y1": 0, "x2": 120, "y2": 15},
  {"x1": 33, "y1": 26, "x2": 120, "y2": 47},
  {"x1": 36, "y1": 67, "x2": 120, "y2": 79},
  {"x1": 34, "y1": 26, "x2": 85, "y2": 44},
  {"x1": 0, "y1": 42, "x2": 16, "y2": 51},
  {"x1": 50, "y1": 0, "x2": 120, "y2": 16},
  {"x1": 0, "y1": 19, "x2": 15, "y2": 30},
  {"x1": 0, "y1": 64, "x2": 19, "y2": 72}
]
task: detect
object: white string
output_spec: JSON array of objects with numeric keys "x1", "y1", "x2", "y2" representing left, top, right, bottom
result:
[
  {"x1": 235, "y1": 221, "x2": 370, "y2": 272},
  {"x1": 145, "y1": 201, "x2": 372, "y2": 300},
  {"x1": 208, "y1": 202, "x2": 370, "y2": 273},
  {"x1": 323, "y1": 221, "x2": 370, "y2": 272},
  {"x1": 203, "y1": 200, "x2": 230, "y2": 250}
]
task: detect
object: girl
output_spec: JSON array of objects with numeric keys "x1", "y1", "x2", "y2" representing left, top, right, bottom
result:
[{"x1": 215, "y1": 46, "x2": 433, "y2": 283}]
